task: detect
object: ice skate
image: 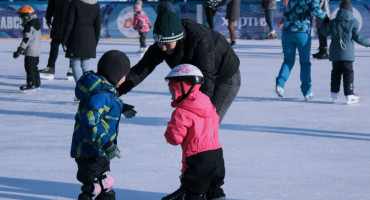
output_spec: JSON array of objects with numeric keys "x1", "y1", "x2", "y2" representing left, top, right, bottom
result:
[
  {"x1": 266, "y1": 30, "x2": 277, "y2": 39},
  {"x1": 304, "y1": 92, "x2": 314, "y2": 101},
  {"x1": 313, "y1": 48, "x2": 329, "y2": 59},
  {"x1": 161, "y1": 186, "x2": 186, "y2": 200},
  {"x1": 346, "y1": 94, "x2": 359, "y2": 104},
  {"x1": 66, "y1": 67, "x2": 74, "y2": 81},
  {"x1": 39, "y1": 67, "x2": 55, "y2": 80},
  {"x1": 20, "y1": 84, "x2": 37, "y2": 92},
  {"x1": 230, "y1": 40, "x2": 236, "y2": 46},
  {"x1": 331, "y1": 92, "x2": 338, "y2": 102},
  {"x1": 136, "y1": 47, "x2": 146, "y2": 58},
  {"x1": 275, "y1": 86, "x2": 284, "y2": 98}
]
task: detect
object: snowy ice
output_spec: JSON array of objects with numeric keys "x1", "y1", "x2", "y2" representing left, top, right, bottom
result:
[{"x1": 1, "y1": 38, "x2": 370, "y2": 200}]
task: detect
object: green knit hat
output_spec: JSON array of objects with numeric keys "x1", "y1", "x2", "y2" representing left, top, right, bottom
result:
[{"x1": 153, "y1": 2, "x2": 184, "y2": 43}]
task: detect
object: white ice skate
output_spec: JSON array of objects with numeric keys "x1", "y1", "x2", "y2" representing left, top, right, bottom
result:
[
  {"x1": 275, "y1": 86, "x2": 284, "y2": 98},
  {"x1": 304, "y1": 92, "x2": 314, "y2": 101},
  {"x1": 331, "y1": 92, "x2": 338, "y2": 103},
  {"x1": 136, "y1": 47, "x2": 147, "y2": 58},
  {"x1": 346, "y1": 94, "x2": 359, "y2": 105}
]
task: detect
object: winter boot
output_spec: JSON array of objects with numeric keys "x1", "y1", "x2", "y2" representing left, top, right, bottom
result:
[
  {"x1": 346, "y1": 93, "x2": 359, "y2": 104},
  {"x1": 67, "y1": 67, "x2": 74, "y2": 81},
  {"x1": 184, "y1": 193, "x2": 206, "y2": 200},
  {"x1": 313, "y1": 48, "x2": 329, "y2": 59},
  {"x1": 304, "y1": 92, "x2": 314, "y2": 101},
  {"x1": 39, "y1": 67, "x2": 55, "y2": 80},
  {"x1": 266, "y1": 30, "x2": 277, "y2": 39},
  {"x1": 161, "y1": 186, "x2": 186, "y2": 200},
  {"x1": 20, "y1": 83, "x2": 37, "y2": 92},
  {"x1": 96, "y1": 190, "x2": 116, "y2": 200},
  {"x1": 275, "y1": 86, "x2": 284, "y2": 98}
]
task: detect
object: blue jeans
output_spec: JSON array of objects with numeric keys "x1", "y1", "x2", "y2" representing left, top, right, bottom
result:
[
  {"x1": 276, "y1": 31, "x2": 312, "y2": 96},
  {"x1": 264, "y1": 9, "x2": 274, "y2": 32},
  {"x1": 69, "y1": 58, "x2": 91, "y2": 83}
]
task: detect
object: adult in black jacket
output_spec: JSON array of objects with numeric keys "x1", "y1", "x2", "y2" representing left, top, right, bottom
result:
[
  {"x1": 118, "y1": 2, "x2": 240, "y2": 123},
  {"x1": 39, "y1": 0, "x2": 71, "y2": 80},
  {"x1": 62, "y1": 0, "x2": 101, "y2": 83}
]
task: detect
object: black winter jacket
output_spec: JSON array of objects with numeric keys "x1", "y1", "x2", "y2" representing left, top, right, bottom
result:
[
  {"x1": 45, "y1": 0, "x2": 70, "y2": 41},
  {"x1": 63, "y1": 0, "x2": 101, "y2": 58},
  {"x1": 118, "y1": 19, "x2": 240, "y2": 98}
]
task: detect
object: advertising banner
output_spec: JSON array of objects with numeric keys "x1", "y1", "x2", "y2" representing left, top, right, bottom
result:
[{"x1": 1, "y1": 1, "x2": 370, "y2": 39}]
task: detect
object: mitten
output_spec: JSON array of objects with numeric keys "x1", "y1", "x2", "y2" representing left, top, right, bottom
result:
[
  {"x1": 104, "y1": 142, "x2": 121, "y2": 161},
  {"x1": 122, "y1": 103, "x2": 137, "y2": 118},
  {"x1": 13, "y1": 47, "x2": 24, "y2": 59}
]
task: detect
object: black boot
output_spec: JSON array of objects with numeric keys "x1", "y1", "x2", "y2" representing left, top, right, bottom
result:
[
  {"x1": 20, "y1": 83, "x2": 36, "y2": 92},
  {"x1": 162, "y1": 186, "x2": 186, "y2": 200},
  {"x1": 313, "y1": 48, "x2": 329, "y2": 59},
  {"x1": 229, "y1": 40, "x2": 236, "y2": 46}
]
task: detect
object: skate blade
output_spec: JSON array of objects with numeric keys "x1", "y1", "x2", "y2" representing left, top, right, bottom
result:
[
  {"x1": 67, "y1": 76, "x2": 74, "y2": 81},
  {"x1": 347, "y1": 101, "x2": 359, "y2": 105},
  {"x1": 20, "y1": 89, "x2": 36, "y2": 93},
  {"x1": 40, "y1": 74, "x2": 55, "y2": 80}
]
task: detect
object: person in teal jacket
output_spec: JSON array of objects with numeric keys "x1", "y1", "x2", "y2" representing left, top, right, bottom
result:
[
  {"x1": 275, "y1": 0, "x2": 328, "y2": 100},
  {"x1": 320, "y1": 0, "x2": 370, "y2": 104},
  {"x1": 70, "y1": 50, "x2": 135, "y2": 200}
]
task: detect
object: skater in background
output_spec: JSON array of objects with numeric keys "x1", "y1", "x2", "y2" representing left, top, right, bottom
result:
[
  {"x1": 204, "y1": 0, "x2": 218, "y2": 29},
  {"x1": 62, "y1": 0, "x2": 100, "y2": 83},
  {"x1": 261, "y1": 0, "x2": 277, "y2": 39},
  {"x1": 133, "y1": 0, "x2": 152, "y2": 58},
  {"x1": 216, "y1": 0, "x2": 240, "y2": 46},
  {"x1": 71, "y1": 50, "x2": 133, "y2": 199},
  {"x1": 117, "y1": 2, "x2": 240, "y2": 123},
  {"x1": 39, "y1": 0, "x2": 72, "y2": 80},
  {"x1": 312, "y1": 0, "x2": 331, "y2": 59},
  {"x1": 13, "y1": 5, "x2": 41, "y2": 92},
  {"x1": 320, "y1": 0, "x2": 370, "y2": 104},
  {"x1": 275, "y1": 0, "x2": 328, "y2": 100},
  {"x1": 162, "y1": 64, "x2": 226, "y2": 200}
]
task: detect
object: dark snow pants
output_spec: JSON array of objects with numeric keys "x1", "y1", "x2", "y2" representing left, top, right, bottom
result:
[
  {"x1": 47, "y1": 39, "x2": 61, "y2": 69},
  {"x1": 211, "y1": 69, "x2": 241, "y2": 123},
  {"x1": 24, "y1": 56, "x2": 40, "y2": 87},
  {"x1": 139, "y1": 32, "x2": 148, "y2": 48},
  {"x1": 182, "y1": 148, "x2": 226, "y2": 200},
  {"x1": 75, "y1": 157, "x2": 115, "y2": 200},
  {"x1": 331, "y1": 61, "x2": 354, "y2": 96},
  {"x1": 204, "y1": 6, "x2": 216, "y2": 29}
]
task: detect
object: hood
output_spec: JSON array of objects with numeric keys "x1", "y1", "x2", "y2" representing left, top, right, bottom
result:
[
  {"x1": 75, "y1": 72, "x2": 116, "y2": 101},
  {"x1": 169, "y1": 80, "x2": 214, "y2": 118},
  {"x1": 335, "y1": 8, "x2": 354, "y2": 22},
  {"x1": 80, "y1": 0, "x2": 98, "y2": 4}
]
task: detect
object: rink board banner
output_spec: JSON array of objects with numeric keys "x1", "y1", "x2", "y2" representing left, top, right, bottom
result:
[{"x1": 1, "y1": 1, "x2": 370, "y2": 39}]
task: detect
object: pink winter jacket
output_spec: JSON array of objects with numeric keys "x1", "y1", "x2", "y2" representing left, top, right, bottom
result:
[
  {"x1": 133, "y1": 10, "x2": 151, "y2": 33},
  {"x1": 165, "y1": 80, "x2": 222, "y2": 174}
]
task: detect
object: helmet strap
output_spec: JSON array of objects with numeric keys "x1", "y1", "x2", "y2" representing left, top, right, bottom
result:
[{"x1": 177, "y1": 81, "x2": 195, "y2": 103}]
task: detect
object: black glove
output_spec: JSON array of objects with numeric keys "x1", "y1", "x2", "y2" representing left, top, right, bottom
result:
[
  {"x1": 13, "y1": 47, "x2": 24, "y2": 59},
  {"x1": 103, "y1": 142, "x2": 121, "y2": 161},
  {"x1": 122, "y1": 103, "x2": 137, "y2": 118},
  {"x1": 323, "y1": 15, "x2": 330, "y2": 23}
]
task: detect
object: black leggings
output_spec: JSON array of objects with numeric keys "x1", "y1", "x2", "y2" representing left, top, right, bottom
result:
[{"x1": 24, "y1": 56, "x2": 40, "y2": 87}]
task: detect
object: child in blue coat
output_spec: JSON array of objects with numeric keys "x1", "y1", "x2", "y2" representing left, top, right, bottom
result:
[
  {"x1": 70, "y1": 50, "x2": 136, "y2": 199},
  {"x1": 320, "y1": 0, "x2": 370, "y2": 104}
]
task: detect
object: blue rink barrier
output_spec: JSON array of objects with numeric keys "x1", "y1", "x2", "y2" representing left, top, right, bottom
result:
[{"x1": 1, "y1": 1, "x2": 370, "y2": 39}]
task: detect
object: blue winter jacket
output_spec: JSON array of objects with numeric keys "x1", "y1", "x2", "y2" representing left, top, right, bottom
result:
[
  {"x1": 283, "y1": 0, "x2": 327, "y2": 34},
  {"x1": 70, "y1": 72, "x2": 124, "y2": 158},
  {"x1": 320, "y1": 8, "x2": 370, "y2": 62}
]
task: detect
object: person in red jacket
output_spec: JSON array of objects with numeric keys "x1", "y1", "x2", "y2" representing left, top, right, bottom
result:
[
  {"x1": 162, "y1": 64, "x2": 226, "y2": 200},
  {"x1": 132, "y1": 0, "x2": 152, "y2": 57}
]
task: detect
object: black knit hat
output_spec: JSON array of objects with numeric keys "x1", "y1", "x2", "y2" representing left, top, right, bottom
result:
[
  {"x1": 153, "y1": 2, "x2": 184, "y2": 43},
  {"x1": 97, "y1": 50, "x2": 130, "y2": 86},
  {"x1": 340, "y1": 0, "x2": 353, "y2": 11}
]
